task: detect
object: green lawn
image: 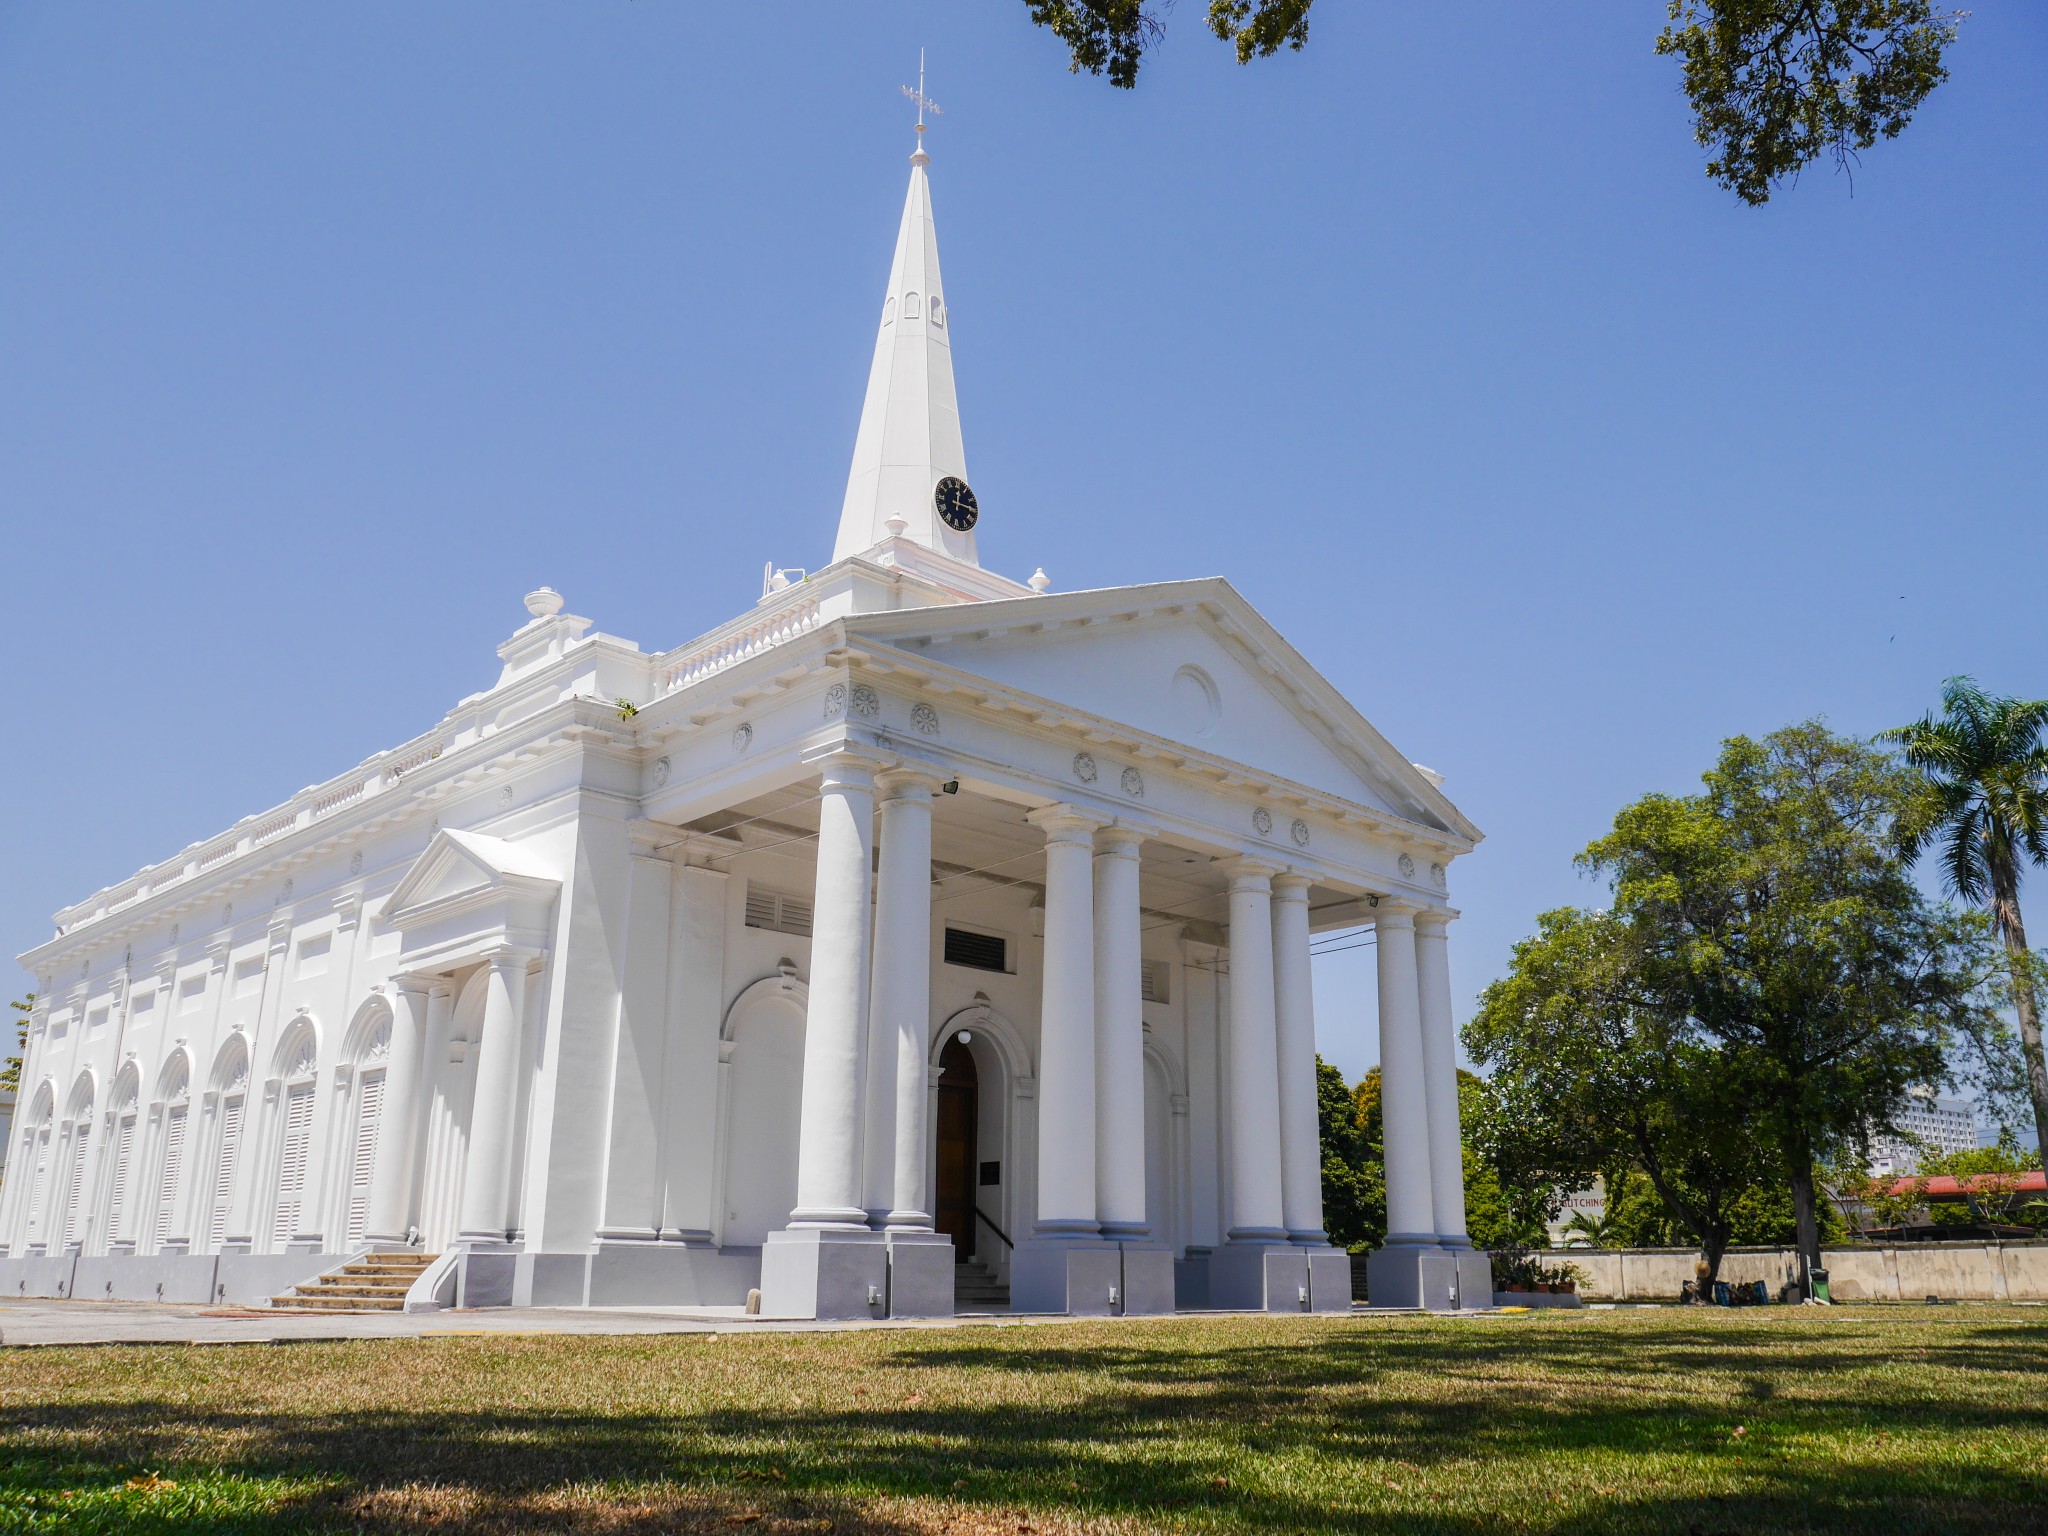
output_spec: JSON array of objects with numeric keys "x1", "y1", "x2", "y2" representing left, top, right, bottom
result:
[{"x1": 3, "y1": 1307, "x2": 2046, "y2": 1534}]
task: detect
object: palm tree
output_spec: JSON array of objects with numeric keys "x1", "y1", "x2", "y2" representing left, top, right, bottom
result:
[
  {"x1": 1882, "y1": 677, "x2": 2048, "y2": 1171},
  {"x1": 1562, "y1": 1208, "x2": 1618, "y2": 1248}
]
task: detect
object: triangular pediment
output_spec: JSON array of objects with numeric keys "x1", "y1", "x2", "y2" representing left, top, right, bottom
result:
[
  {"x1": 383, "y1": 828, "x2": 562, "y2": 929},
  {"x1": 844, "y1": 579, "x2": 1480, "y2": 843}
]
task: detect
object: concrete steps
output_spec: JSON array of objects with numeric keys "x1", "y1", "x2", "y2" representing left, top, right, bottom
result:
[
  {"x1": 954, "y1": 1257, "x2": 1009, "y2": 1312},
  {"x1": 271, "y1": 1251, "x2": 437, "y2": 1313}
]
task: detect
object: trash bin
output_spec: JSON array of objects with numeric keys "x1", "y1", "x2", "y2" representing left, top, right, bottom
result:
[{"x1": 1810, "y1": 1267, "x2": 1831, "y2": 1303}]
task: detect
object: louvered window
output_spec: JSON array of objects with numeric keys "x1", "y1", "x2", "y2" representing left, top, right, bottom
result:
[
  {"x1": 943, "y1": 927, "x2": 1009, "y2": 973},
  {"x1": 346, "y1": 1071, "x2": 386, "y2": 1248},
  {"x1": 25, "y1": 1130, "x2": 50, "y2": 1243},
  {"x1": 744, "y1": 885, "x2": 814, "y2": 938},
  {"x1": 1141, "y1": 959, "x2": 1171, "y2": 1005},
  {"x1": 106, "y1": 1115, "x2": 137, "y2": 1245},
  {"x1": 60, "y1": 1124, "x2": 91, "y2": 1250},
  {"x1": 208, "y1": 1097, "x2": 244, "y2": 1250},
  {"x1": 154, "y1": 1106, "x2": 187, "y2": 1248},
  {"x1": 272, "y1": 1083, "x2": 315, "y2": 1247}
]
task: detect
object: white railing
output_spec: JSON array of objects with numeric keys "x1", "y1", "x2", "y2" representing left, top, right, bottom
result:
[
  {"x1": 312, "y1": 779, "x2": 367, "y2": 818},
  {"x1": 387, "y1": 744, "x2": 442, "y2": 779},
  {"x1": 249, "y1": 810, "x2": 298, "y2": 845},
  {"x1": 657, "y1": 593, "x2": 821, "y2": 694}
]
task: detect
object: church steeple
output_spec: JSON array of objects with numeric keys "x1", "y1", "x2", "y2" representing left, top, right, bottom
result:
[{"x1": 832, "y1": 101, "x2": 978, "y2": 567}]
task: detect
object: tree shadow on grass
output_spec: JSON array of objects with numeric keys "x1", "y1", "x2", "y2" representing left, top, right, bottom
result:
[{"x1": 6, "y1": 1320, "x2": 2048, "y2": 1535}]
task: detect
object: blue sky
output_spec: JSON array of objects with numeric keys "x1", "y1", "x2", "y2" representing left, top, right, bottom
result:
[{"x1": 4, "y1": 4, "x2": 2043, "y2": 1099}]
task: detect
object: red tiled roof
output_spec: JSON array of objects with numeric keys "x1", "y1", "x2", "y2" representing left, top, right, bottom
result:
[{"x1": 1883, "y1": 1171, "x2": 2046, "y2": 1198}]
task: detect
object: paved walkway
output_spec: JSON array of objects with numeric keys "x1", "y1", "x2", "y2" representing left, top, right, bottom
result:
[{"x1": 0, "y1": 1298, "x2": 1355, "y2": 1347}]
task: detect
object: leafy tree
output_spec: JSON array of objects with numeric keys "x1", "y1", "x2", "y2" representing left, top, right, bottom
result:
[
  {"x1": 1656, "y1": 1, "x2": 1961, "y2": 205},
  {"x1": 1316, "y1": 1056, "x2": 1380, "y2": 1250},
  {"x1": 1, "y1": 995, "x2": 27, "y2": 1098},
  {"x1": 1466, "y1": 906, "x2": 1776, "y2": 1286},
  {"x1": 1, "y1": 996, "x2": 26, "y2": 1194},
  {"x1": 1458, "y1": 1070, "x2": 1547, "y2": 1249},
  {"x1": 1023, "y1": 1, "x2": 1961, "y2": 206},
  {"x1": 1882, "y1": 677, "x2": 2048, "y2": 1175},
  {"x1": 1583, "y1": 721, "x2": 2010, "y2": 1285}
]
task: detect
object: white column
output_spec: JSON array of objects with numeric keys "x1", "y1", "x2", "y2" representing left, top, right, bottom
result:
[
  {"x1": 1027, "y1": 805, "x2": 1102, "y2": 1237},
  {"x1": 456, "y1": 949, "x2": 531, "y2": 1245},
  {"x1": 864, "y1": 768, "x2": 940, "y2": 1229},
  {"x1": 1373, "y1": 903, "x2": 1435, "y2": 1246},
  {"x1": 1225, "y1": 861, "x2": 1286, "y2": 1241},
  {"x1": 1093, "y1": 826, "x2": 1148, "y2": 1239},
  {"x1": 1414, "y1": 910, "x2": 1470, "y2": 1247},
  {"x1": 365, "y1": 975, "x2": 431, "y2": 1246},
  {"x1": 1271, "y1": 873, "x2": 1326, "y2": 1244},
  {"x1": 788, "y1": 754, "x2": 878, "y2": 1229}
]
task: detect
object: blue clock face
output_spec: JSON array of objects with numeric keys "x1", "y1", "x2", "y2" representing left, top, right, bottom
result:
[{"x1": 935, "y1": 476, "x2": 978, "y2": 532}]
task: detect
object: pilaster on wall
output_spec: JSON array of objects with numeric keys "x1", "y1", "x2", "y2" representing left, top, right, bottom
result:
[{"x1": 660, "y1": 862, "x2": 728, "y2": 1243}]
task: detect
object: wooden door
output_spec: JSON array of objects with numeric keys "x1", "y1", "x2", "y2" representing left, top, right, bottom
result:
[{"x1": 934, "y1": 1038, "x2": 978, "y2": 1261}]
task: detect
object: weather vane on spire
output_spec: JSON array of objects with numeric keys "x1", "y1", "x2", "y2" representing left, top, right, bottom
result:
[{"x1": 900, "y1": 49, "x2": 941, "y2": 145}]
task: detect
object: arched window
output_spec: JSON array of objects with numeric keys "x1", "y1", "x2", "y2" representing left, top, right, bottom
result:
[
  {"x1": 104, "y1": 1067, "x2": 141, "y2": 1251},
  {"x1": 57, "y1": 1075, "x2": 96, "y2": 1254},
  {"x1": 150, "y1": 1052, "x2": 193, "y2": 1253},
  {"x1": 883, "y1": 297, "x2": 896, "y2": 325},
  {"x1": 205, "y1": 1038, "x2": 251, "y2": 1252},
  {"x1": 931, "y1": 295, "x2": 945, "y2": 328},
  {"x1": 270, "y1": 1022, "x2": 320, "y2": 1249},
  {"x1": 15, "y1": 1083, "x2": 55, "y2": 1254},
  {"x1": 340, "y1": 998, "x2": 394, "y2": 1248},
  {"x1": 903, "y1": 291, "x2": 921, "y2": 319}
]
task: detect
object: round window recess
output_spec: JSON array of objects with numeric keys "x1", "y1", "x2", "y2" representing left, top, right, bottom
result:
[{"x1": 1171, "y1": 664, "x2": 1221, "y2": 738}]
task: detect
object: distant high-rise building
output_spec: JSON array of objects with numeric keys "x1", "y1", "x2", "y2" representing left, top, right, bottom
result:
[{"x1": 1869, "y1": 1087, "x2": 1978, "y2": 1175}]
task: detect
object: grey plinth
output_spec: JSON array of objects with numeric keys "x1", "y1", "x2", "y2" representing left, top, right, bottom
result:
[
  {"x1": 1209, "y1": 1242, "x2": 1312, "y2": 1312},
  {"x1": 1367, "y1": 1240, "x2": 1469, "y2": 1311},
  {"x1": 1117, "y1": 1243, "x2": 1177, "y2": 1315},
  {"x1": 884, "y1": 1231, "x2": 956, "y2": 1318},
  {"x1": 759, "y1": 1228, "x2": 888, "y2": 1320},
  {"x1": 1012, "y1": 1238, "x2": 1123, "y2": 1315},
  {"x1": 1450, "y1": 1246, "x2": 1492, "y2": 1309},
  {"x1": 1303, "y1": 1247, "x2": 1353, "y2": 1312}
]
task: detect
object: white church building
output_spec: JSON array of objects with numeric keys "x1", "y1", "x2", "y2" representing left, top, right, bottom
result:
[{"x1": 2, "y1": 123, "x2": 1487, "y2": 1319}]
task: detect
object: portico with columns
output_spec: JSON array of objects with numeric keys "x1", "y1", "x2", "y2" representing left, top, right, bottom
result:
[{"x1": 3, "y1": 109, "x2": 1485, "y2": 1318}]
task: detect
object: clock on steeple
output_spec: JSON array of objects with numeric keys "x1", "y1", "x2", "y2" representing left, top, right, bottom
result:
[{"x1": 934, "y1": 476, "x2": 978, "y2": 533}]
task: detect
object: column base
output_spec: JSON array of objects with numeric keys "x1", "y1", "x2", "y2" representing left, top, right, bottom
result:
[
  {"x1": 1212, "y1": 1241, "x2": 1331, "y2": 1312},
  {"x1": 1116, "y1": 1242, "x2": 1177, "y2": 1315},
  {"x1": 1012, "y1": 1237, "x2": 1122, "y2": 1316},
  {"x1": 883, "y1": 1230, "x2": 956, "y2": 1318},
  {"x1": 453, "y1": 1242, "x2": 521, "y2": 1309},
  {"x1": 1448, "y1": 1243, "x2": 1492, "y2": 1310},
  {"x1": 1366, "y1": 1237, "x2": 1483, "y2": 1311},
  {"x1": 758, "y1": 1227, "x2": 888, "y2": 1320}
]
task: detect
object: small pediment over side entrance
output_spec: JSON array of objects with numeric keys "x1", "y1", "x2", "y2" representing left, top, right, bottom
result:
[{"x1": 381, "y1": 828, "x2": 563, "y2": 966}]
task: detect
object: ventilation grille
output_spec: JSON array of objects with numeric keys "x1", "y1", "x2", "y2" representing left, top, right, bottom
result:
[
  {"x1": 943, "y1": 927, "x2": 1009, "y2": 973},
  {"x1": 1141, "y1": 959, "x2": 1171, "y2": 1005},
  {"x1": 745, "y1": 886, "x2": 814, "y2": 939}
]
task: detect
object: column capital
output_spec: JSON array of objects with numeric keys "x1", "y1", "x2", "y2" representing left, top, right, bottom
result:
[
  {"x1": 482, "y1": 945, "x2": 539, "y2": 977},
  {"x1": 1026, "y1": 803, "x2": 1106, "y2": 844},
  {"x1": 810, "y1": 749, "x2": 891, "y2": 792},
  {"x1": 1413, "y1": 906, "x2": 1459, "y2": 934},
  {"x1": 1093, "y1": 824, "x2": 1145, "y2": 859},
  {"x1": 1270, "y1": 872, "x2": 1314, "y2": 902},
  {"x1": 1372, "y1": 900, "x2": 1420, "y2": 930},
  {"x1": 1225, "y1": 856, "x2": 1281, "y2": 891},
  {"x1": 391, "y1": 972, "x2": 438, "y2": 1000},
  {"x1": 876, "y1": 766, "x2": 947, "y2": 801}
]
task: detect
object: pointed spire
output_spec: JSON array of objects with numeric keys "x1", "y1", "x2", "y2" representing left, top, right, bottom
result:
[{"x1": 832, "y1": 108, "x2": 977, "y2": 566}]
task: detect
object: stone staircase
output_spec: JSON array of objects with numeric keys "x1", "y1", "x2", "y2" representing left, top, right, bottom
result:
[
  {"x1": 270, "y1": 1251, "x2": 437, "y2": 1312},
  {"x1": 954, "y1": 1257, "x2": 1010, "y2": 1312}
]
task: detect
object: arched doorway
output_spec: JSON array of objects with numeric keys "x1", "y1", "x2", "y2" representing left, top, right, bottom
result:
[
  {"x1": 933, "y1": 1037, "x2": 978, "y2": 1261},
  {"x1": 718, "y1": 979, "x2": 808, "y2": 1247}
]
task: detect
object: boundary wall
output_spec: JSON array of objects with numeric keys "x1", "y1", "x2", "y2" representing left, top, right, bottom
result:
[{"x1": 1564, "y1": 1242, "x2": 2048, "y2": 1302}]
